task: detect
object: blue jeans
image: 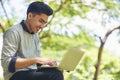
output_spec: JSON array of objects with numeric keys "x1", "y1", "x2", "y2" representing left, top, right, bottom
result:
[{"x1": 10, "y1": 68, "x2": 64, "y2": 80}]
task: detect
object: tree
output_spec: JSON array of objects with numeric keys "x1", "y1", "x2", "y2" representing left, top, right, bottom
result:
[{"x1": 93, "y1": 26, "x2": 120, "y2": 80}]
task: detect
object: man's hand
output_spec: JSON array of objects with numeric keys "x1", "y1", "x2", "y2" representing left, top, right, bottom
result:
[{"x1": 36, "y1": 58, "x2": 57, "y2": 67}]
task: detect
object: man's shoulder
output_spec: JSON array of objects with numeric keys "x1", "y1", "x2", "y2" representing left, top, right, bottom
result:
[
  {"x1": 9, "y1": 23, "x2": 22, "y2": 31},
  {"x1": 4, "y1": 23, "x2": 23, "y2": 37},
  {"x1": 6, "y1": 23, "x2": 22, "y2": 33}
]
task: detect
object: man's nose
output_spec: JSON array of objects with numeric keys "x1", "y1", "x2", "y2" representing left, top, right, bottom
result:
[{"x1": 39, "y1": 25, "x2": 44, "y2": 29}]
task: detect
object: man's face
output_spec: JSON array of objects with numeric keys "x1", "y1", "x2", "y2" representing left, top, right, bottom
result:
[{"x1": 27, "y1": 13, "x2": 48, "y2": 33}]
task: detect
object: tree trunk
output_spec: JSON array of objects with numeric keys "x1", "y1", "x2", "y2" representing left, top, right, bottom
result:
[{"x1": 93, "y1": 26, "x2": 120, "y2": 80}]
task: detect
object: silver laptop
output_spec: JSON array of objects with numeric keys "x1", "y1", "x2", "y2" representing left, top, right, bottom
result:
[{"x1": 41, "y1": 46, "x2": 85, "y2": 71}]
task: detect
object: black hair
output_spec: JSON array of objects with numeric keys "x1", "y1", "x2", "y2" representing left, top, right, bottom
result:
[{"x1": 27, "y1": 1, "x2": 53, "y2": 16}]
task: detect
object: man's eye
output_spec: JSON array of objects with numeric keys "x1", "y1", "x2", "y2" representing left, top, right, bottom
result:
[
  {"x1": 39, "y1": 20, "x2": 43, "y2": 23},
  {"x1": 39, "y1": 19, "x2": 47, "y2": 25}
]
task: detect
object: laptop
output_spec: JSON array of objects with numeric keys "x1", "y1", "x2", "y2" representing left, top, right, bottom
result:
[{"x1": 40, "y1": 46, "x2": 85, "y2": 71}]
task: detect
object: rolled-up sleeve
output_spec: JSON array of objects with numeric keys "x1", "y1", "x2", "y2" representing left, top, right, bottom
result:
[{"x1": 1, "y1": 30, "x2": 20, "y2": 73}]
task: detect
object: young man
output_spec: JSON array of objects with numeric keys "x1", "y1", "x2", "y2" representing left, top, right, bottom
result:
[{"x1": 1, "y1": 1, "x2": 64, "y2": 80}]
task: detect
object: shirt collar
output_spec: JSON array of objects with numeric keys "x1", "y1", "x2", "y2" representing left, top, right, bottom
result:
[{"x1": 20, "y1": 20, "x2": 34, "y2": 34}]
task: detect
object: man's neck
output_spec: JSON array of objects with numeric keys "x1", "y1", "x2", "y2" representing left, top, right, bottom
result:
[
  {"x1": 20, "y1": 20, "x2": 34, "y2": 34},
  {"x1": 24, "y1": 20, "x2": 32, "y2": 33}
]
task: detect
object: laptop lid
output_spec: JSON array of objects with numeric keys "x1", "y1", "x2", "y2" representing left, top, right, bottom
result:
[
  {"x1": 58, "y1": 46, "x2": 85, "y2": 71},
  {"x1": 40, "y1": 46, "x2": 85, "y2": 71}
]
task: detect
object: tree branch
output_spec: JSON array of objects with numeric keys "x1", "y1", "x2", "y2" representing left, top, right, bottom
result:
[
  {"x1": 93, "y1": 25, "x2": 120, "y2": 80},
  {"x1": 0, "y1": 0, "x2": 11, "y2": 26}
]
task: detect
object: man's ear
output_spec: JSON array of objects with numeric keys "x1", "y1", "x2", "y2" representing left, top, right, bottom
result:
[{"x1": 28, "y1": 12, "x2": 33, "y2": 19}]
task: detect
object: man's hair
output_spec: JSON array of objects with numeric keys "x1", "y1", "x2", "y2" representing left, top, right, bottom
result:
[{"x1": 27, "y1": 1, "x2": 53, "y2": 16}]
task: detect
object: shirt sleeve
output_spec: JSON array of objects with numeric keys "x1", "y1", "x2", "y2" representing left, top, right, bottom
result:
[{"x1": 1, "y1": 29, "x2": 20, "y2": 73}]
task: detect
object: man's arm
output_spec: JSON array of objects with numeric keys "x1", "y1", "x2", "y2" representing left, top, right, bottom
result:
[
  {"x1": 2, "y1": 29, "x2": 57, "y2": 72},
  {"x1": 1, "y1": 30, "x2": 20, "y2": 73},
  {"x1": 15, "y1": 58, "x2": 37, "y2": 69},
  {"x1": 15, "y1": 57, "x2": 57, "y2": 69}
]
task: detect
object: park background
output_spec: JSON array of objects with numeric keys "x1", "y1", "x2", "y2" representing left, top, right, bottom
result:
[{"x1": 0, "y1": 0, "x2": 120, "y2": 80}]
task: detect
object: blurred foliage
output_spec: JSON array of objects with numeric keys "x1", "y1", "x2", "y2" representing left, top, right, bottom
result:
[
  {"x1": 41, "y1": 31, "x2": 95, "y2": 51},
  {"x1": 0, "y1": 18, "x2": 14, "y2": 32},
  {"x1": 0, "y1": 78, "x2": 3, "y2": 80},
  {"x1": 41, "y1": 37, "x2": 120, "y2": 80}
]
